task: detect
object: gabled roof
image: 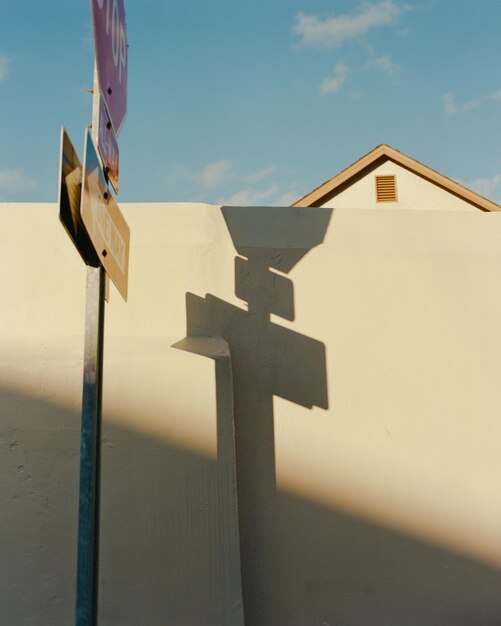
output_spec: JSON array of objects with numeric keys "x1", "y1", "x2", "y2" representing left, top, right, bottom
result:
[{"x1": 293, "y1": 144, "x2": 501, "y2": 212}]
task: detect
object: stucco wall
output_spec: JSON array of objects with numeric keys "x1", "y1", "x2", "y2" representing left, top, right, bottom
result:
[
  {"x1": 320, "y1": 160, "x2": 479, "y2": 211},
  {"x1": 1, "y1": 202, "x2": 501, "y2": 625}
]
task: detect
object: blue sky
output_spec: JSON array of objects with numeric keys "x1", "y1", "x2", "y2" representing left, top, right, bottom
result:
[{"x1": 1, "y1": 0, "x2": 501, "y2": 205}]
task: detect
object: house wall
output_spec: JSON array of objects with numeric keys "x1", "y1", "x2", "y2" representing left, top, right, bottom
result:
[
  {"x1": 1, "y1": 202, "x2": 501, "y2": 625},
  {"x1": 320, "y1": 160, "x2": 479, "y2": 211}
]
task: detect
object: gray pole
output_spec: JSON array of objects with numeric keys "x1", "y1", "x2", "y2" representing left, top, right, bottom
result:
[{"x1": 75, "y1": 62, "x2": 105, "y2": 626}]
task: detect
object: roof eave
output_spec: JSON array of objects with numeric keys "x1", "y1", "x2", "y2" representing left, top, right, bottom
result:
[{"x1": 292, "y1": 144, "x2": 501, "y2": 212}]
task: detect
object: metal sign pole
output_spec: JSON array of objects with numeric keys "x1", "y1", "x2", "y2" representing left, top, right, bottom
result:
[
  {"x1": 76, "y1": 264, "x2": 105, "y2": 626},
  {"x1": 72, "y1": 0, "x2": 129, "y2": 611},
  {"x1": 75, "y1": 62, "x2": 105, "y2": 626}
]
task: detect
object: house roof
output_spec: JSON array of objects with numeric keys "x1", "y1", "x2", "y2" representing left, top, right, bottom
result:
[{"x1": 292, "y1": 144, "x2": 501, "y2": 212}]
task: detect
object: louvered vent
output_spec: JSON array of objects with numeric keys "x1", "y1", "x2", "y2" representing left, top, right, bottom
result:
[{"x1": 375, "y1": 175, "x2": 397, "y2": 202}]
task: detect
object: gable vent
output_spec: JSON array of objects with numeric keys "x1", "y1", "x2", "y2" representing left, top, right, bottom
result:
[{"x1": 375, "y1": 175, "x2": 397, "y2": 202}]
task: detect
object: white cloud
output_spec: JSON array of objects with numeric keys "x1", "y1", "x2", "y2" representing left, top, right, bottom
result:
[
  {"x1": 165, "y1": 161, "x2": 300, "y2": 206},
  {"x1": 167, "y1": 159, "x2": 233, "y2": 188},
  {"x1": 294, "y1": 0, "x2": 404, "y2": 48},
  {"x1": 0, "y1": 55, "x2": 12, "y2": 84},
  {"x1": 366, "y1": 54, "x2": 398, "y2": 75},
  {"x1": 465, "y1": 174, "x2": 501, "y2": 203},
  {"x1": 200, "y1": 159, "x2": 231, "y2": 188},
  {"x1": 244, "y1": 165, "x2": 276, "y2": 184},
  {"x1": 319, "y1": 62, "x2": 349, "y2": 96},
  {"x1": 443, "y1": 92, "x2": 481, "y2": 116},
  {"x1": 223, "y1": 183, "x2": 302, "y2": 207},
  {"x1": 444, "y1": 89, "x2": 501, "y2": 116},
  {"x1": 491, "y1": 91, "x2": 501, "y2": 105},
  {"x1": 443, "y1": 92, "x2": 457, "y2": 116},
  {"x1": 276, "y1": 189, "x2": 302, "y2": 206},
  {"x1": 224, "y1": 184, "x2": 279, "y2": 206},
  {"x1": 0, "y1": 169, "x2": 36, "y2": 194}
]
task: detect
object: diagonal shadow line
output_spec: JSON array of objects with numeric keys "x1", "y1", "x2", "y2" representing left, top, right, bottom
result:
[{"x1": 1, "y1": 383, "x2": 501, "y2": 625}]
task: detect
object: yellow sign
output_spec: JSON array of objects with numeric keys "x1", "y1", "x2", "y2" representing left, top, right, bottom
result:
[{"x1": 81, "y1": 130, "x2": 130, "y2": 301}]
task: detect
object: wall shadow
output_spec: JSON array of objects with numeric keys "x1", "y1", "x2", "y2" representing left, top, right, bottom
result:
[{"x1": 2, "y1": 384, "x2": 501, "y2": 625}]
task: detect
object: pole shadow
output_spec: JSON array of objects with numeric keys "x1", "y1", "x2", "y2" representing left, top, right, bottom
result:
[{"x1": 183, "y1": 205, "x2": 333, "y2": 622}]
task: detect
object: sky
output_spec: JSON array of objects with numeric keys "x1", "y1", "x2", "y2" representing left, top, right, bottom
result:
[{"x1": 1, "y1": 0, "x2": 501, "y2": 206}]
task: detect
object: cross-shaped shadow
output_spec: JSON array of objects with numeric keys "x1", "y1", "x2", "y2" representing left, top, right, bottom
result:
[{"x1": 182, "y1": 205, "x2": 333, "y2": 621}]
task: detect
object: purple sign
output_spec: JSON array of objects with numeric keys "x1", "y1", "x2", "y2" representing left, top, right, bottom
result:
[
  {"x1": 91, "y1": 0, "x2": 128, "y2": 135},
  {"x1": 98, "y1": 97, "x2": 120, "y2": 193}
]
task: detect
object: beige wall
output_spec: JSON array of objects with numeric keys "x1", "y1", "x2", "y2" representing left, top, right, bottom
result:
[
  {"x1": 1, "y1": 202, "x2": 501, "y2": 625},
  {"x1": 320, "y1": 160, "x2": 479, "y2": 211}
]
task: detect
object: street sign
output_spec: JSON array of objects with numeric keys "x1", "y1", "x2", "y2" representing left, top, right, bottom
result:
[
  {"x1": 90, "y1": 0, "x2": 128, "y2": 135},
  {"x1": 71, "y1": 4, "x2": 130, "y2": 624},
  {"x1": 98, "y1": 96, "x2": 119, "y2": 193},
  {"x1": 81, "y1": 129, "x2": 130, "y2": 300},
  {"x1": 58, "y1": 128, "x2": 99, "y2": 266}
]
